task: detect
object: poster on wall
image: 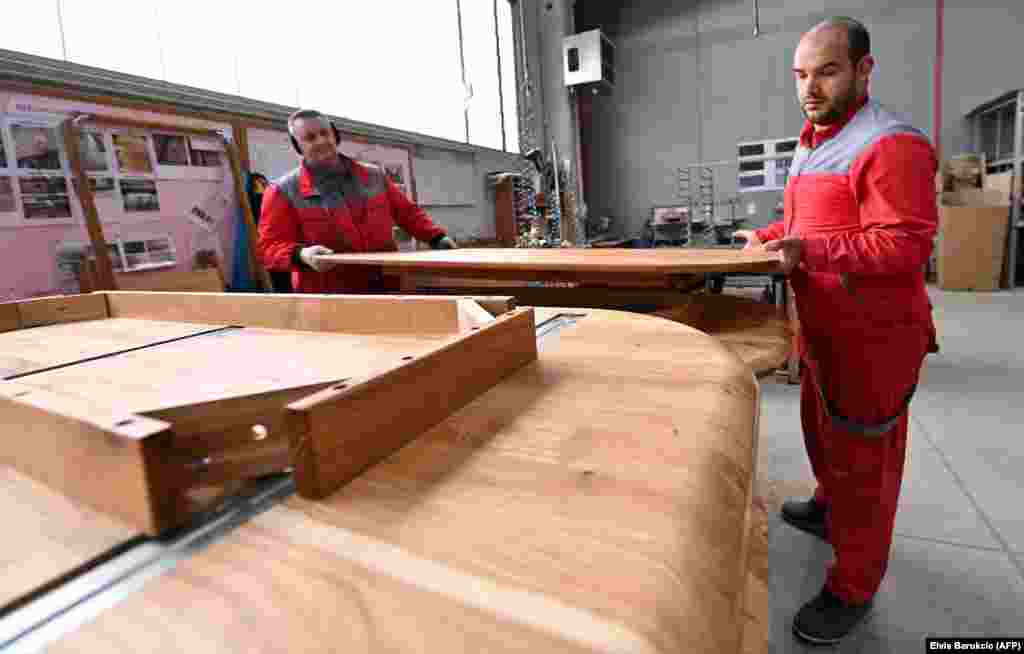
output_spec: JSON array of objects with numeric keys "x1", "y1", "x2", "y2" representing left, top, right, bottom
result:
[
  {"x1": 153, "y1": 134, "x2": 190, "y2": 166},
  {"x1": 89, "y1": 176, "x2": 116, "y2": 195},
  {"x1": 186, "y1": 187, "x2": 228, "y2": 232},
  {"x1": 11, "y1": 123, "x2": 62, "y2": 171},
  {"x1": 112, "y1": 134, "x2": 153, "y2": 174},
  {"x1": 120, "y1": 178, "x2": 159, "y2": 211},
  {"x1": 19, "y1": 176, "x2": 71, "y2": 220}
]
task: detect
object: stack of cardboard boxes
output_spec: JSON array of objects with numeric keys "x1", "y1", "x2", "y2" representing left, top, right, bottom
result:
[{"x1": 934, "y1": 154, "x2": 1013, "y2": 291}]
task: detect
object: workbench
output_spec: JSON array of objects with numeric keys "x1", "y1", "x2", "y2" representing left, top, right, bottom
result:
[{"x1": 1, "y1": 292, "x2": 765, "y2": 654}]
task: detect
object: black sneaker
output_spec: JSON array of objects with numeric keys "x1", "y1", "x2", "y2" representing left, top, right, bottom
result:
[
  {"x1": 793, "y1": 587, "x2": 873, "y2": 645},
  {"x1": 780, "y1": 497, "x2": 828, "y2": 542}
]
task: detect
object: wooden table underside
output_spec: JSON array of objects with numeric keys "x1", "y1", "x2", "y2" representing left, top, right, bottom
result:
[{"x1": 14, "y1": 307, "x2": 763, "y2": 654}]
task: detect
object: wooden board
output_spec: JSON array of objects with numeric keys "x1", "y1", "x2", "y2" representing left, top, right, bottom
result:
[
  {"x1": 13, "y1": 294, "x2": 109, "y2": 328},
  {"x1": 0, "y1": 466, "x2": 136, "y2": 611},
  {"x1": 321, "y1": 247, "x2": 781, "y2": 276},
  {"x1": 103, "y1": 292, "x2": 469, "y2": 335},
  {"x1": 0, "y1": 294, "x2": 537, "y2": 536},
  {"x1": 80, "y1": 268, "x2": 225, "y2": 294},
  {"x1": 13, "y1": 326, "x2": 452, "y2": 415},
  {"x1": 653, "y1": 294, "x2": 791, "y2": 377},
  {"x1": 48, "y1": 308, "x2": 761, "y2": 654},
  {"x1": 286, "y1": 308, "x2": 537, "y2": 498},
  {"x1": 0, "y1": 318, "x2": 228, "y2": 379}
]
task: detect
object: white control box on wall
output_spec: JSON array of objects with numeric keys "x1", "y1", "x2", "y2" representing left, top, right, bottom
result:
[
  {"x1": 563, "y1": 29, "x2": 615, "y2": 88},
  {"x1": 737, "y1": 137, "x2": 799, "y2": 192}
]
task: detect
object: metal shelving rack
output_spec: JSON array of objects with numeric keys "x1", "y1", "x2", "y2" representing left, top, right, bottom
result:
[{"x1": 966, "y1": 89, "x2": 1024, "y2": 289}]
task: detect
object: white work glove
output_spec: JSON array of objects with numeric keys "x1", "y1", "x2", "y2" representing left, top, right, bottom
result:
[
  {"x1": 299, "y1": 245, "x2": 339, "y2": 272},
  {"x1": 732, "y1": 229, "x2": 763, "y2": 250}
]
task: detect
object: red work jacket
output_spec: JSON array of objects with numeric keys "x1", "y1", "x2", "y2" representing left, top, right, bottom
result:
[
  {"x1": 258, "y1": 156, "x2": 445, "y2": 294},
  {"x1": 755, "y1": 96, "x2": 940, "y2": 365}
]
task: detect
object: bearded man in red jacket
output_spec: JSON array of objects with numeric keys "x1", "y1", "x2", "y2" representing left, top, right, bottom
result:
[
  {"x1": 258, "y1": 109, "x2": 456, "y2": 294},
  {"x1": 735, "y1": 17, "x2": 940, "y2": 645}
]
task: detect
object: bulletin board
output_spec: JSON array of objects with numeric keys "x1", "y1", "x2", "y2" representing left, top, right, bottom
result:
[{"x1": 0, "y1": 92, "x2": 237, "y2": 300}]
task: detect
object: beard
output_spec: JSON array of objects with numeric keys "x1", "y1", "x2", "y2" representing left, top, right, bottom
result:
[{"x1": 802, "y1": 79, "x2": 860, "y2": 125}]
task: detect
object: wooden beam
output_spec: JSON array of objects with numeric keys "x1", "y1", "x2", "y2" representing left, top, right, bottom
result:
[
  {"x1": 285, "y1": 307, "x2": 538, "y2": 499},
  {"x1": 0, "y1": 302, "x2": 21, "y2": 333},
  {"x1": 3, "y1": 80, "x2": 283, "y2": 132},
  {"x1": 61, "y1": 119, "x2": 117, "y2": 291},
  {"x1": 221, "y1": 136, "x2": 274, "y2": 291},
  {"x1": 232, "y1": 121, "x2": 251, "y2": 172},
  {"x1": 102, "y1": 292, "x2": 469, "y2": 335},
  {"x1": 0, "y1": 382, "x2": 172, "y2": 535},
  {"x1": 15, "y1": 294, "x2": 109, "y2": 328},
  {"x1": 82, "y1": 115, "x2": 221, "y2": 139}
]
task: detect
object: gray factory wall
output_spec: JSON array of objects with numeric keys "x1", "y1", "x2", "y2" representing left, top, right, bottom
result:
[
  {"x1": 577, "y1": 0, "x2": 943, "y2": 239},
  {"x1": 415, "y1": 146, "x2": 525, "y2": 242},
  {"x1": 941, "y1": 2, "x2": 1024, "y2": 155}
]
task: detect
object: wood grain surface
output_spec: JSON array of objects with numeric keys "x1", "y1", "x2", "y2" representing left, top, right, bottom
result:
[
  {"x1": 653, "y1": 294, "x2": 791, "y2": 377},
  {"x1": 0, "y1": 318, "x2": 227, "y2": 379},
  {"x1": 321, "y1": 247, "x2": 781, "y2": 275},
  {"x1": 48, "y1": 309, "x2": 761, "y2": 654},
  {"x1": 103, "y1": 291, "x2": 470, "y2": 335},
  {"x1": 0, "y1": 466, "x2": 136, "y2": 611}
]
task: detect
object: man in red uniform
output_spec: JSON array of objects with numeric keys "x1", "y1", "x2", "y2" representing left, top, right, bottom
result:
[
  {"x1": 258, "y1": 109, "x2": 456, "y2": 294},
  {"x1": 735, "y1": 17, "x2": 939, "y2": 645}
]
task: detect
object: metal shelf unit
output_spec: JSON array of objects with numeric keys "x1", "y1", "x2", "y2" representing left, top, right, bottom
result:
[{"x1": 966, "y1": 89, "x2": 1024, "y2": 288}]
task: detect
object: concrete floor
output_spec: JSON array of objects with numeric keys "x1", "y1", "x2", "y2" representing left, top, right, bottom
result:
[{"x1": 759, "y1": 287, "x2": 1024, "y2": 652}]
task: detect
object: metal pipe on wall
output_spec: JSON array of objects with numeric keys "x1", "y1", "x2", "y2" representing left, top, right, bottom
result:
[{"x1": 753, "y1": 0, "x2": 760, "y2": 37}]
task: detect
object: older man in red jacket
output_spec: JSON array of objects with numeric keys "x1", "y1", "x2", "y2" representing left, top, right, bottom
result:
[
  {"x1": 735, "y1": 17, "x2": 939, "y2": 645},
  {"x1": 258, "y1": 109, "x2": 455, "y2": 294}
]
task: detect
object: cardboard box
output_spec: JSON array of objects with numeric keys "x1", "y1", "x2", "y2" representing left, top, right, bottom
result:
[
  {"x1": 984, "y1": 171, "x2": 1015, "y2": 200},
  {"x1": 940, "y1": 153, "x2": 986, "y2": 193},
  {"x1": 937, "y1": 190, "x2": 1010, "y2": 291}
]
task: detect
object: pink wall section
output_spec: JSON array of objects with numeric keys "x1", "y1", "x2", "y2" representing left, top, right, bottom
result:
[{"x1": 0, "y1": 90, "x2": 238, "y2": 301}]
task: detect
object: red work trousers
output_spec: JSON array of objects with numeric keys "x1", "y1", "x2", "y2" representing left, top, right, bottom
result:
[{"x1": 798, "y1": 325, "x2": 930, "y2": 604}]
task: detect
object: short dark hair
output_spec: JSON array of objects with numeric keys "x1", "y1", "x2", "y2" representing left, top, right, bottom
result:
[
  {"x1": 822, "y1": 16, "x2": 871, "y2": 65},
  {"x1": 287, "y1": 109, "x2": 329, "y2": 137}
]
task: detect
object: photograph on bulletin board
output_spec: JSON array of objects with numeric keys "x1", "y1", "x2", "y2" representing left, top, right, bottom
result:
[
  {"x1": 153, "y1": 134, "x2": 190, "y2": 166},
  {"x1": 120, "y1": 178, "x2": 160, "y2": 211},
  {"x1": 113, "y1": 134, "x2": 153, "y2": 174},
  {"x1": 19, "y1": 176, "x2": 71, "y2": 219},
  {"x1": 11, "y1": 124, "x2": 62, "y2": 171},
  {"x1": 89, "y1": 176, "x2": 116, "y2": 196},
  {"x1": 79, "y1": 132, "x2": 109, "y2": 171},
  {"x1": 0, "y1": 177, "x2": 15, "y2": 213},
  {"x1": 188, "y1": 137, "x2": 222, "y2": 167}
]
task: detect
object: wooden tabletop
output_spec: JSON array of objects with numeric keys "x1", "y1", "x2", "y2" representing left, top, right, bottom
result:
[
  {"x1": 320, "y1": 247, "x2": 781, "y2": 276},
  {"x1": 46, "y1": 308, "x2": 761, "y2": 654}
]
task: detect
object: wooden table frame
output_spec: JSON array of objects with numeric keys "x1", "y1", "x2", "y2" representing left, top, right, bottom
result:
[{"x1": 0, "y1": 292, "x2": 535, "y2": 536}]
